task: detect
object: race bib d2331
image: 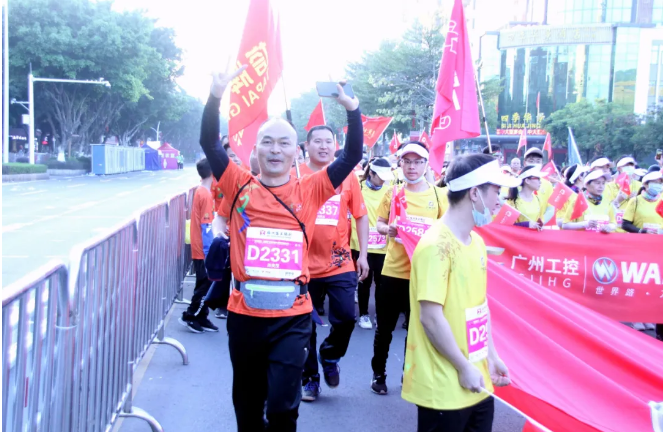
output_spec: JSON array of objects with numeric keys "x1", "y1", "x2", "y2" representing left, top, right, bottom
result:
[
  {"x1": 465, "y1": 301, "x2": 489, "y2": 363},
  {"x1": 244, "y1": 227, "x2": 303, "y2": 279}
]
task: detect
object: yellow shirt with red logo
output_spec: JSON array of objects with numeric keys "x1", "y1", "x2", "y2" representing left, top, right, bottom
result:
[{"x1": 351, "y1": 178, "x2": 390, "y2": 255}]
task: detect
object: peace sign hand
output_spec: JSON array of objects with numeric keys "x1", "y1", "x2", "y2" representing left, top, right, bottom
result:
[{"x1": 211, "y1": 62, "x2": 248, "y2": 98}]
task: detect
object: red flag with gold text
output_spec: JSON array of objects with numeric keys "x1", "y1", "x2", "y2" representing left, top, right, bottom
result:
[
  {"x1": 228, "y1": 0, "x2": 283, "y2": 166},
  {"x1": 305, "y1": 99, "x2": 325, "y2": 131}
]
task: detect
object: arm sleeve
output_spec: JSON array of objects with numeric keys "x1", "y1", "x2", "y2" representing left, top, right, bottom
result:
[
  {"x1": 326, "y1": 108, "x2": 363, "y2": 189},
  {"x1": 622, "y1": 220, "x2": 642, "y2": 233},
  {"x1": 415, "y1": 242, "x2": 449, "y2": 306},
  {"x1": 200, "y1": 94, "x2": 230, "y2": 181},
  {"x1": 201, "y1": 224, "x2": 213, "y2": 256}
]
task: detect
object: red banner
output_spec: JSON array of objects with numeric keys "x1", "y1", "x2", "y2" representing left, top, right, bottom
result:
[{"x1": 476, "y1": 224, "x2": 663, "y2": 322}]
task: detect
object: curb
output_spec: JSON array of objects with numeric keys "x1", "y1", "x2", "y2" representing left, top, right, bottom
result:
[
  {"x1": 2, "y1": 173, "x2": 50, "y2": 182},
  {"x1": 47, "y1": 169, "x2": 88, "y2": 176}
]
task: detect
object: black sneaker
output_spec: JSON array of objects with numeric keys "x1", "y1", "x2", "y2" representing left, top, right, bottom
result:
[
  {"x1": 178, "y1": 317, "x2": 204, "y2": 334},
  {"x1": 318, "y1": 354, "x2": 340, "y2": 388},
  {"x1": 371, "y1": 373, "x2": 388, "y2": 394},
  {"x1": 301, "y1": 377, "x2": 321, "y2": 402},
  {"x1": 215, "y1": 309, "x2": 228, "y2": 319},
  {"x1": 198, "y1": 318, "x2": 219, "y2": 332}
]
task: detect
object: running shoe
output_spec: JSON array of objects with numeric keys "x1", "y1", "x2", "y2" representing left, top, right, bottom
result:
[
  {"x1": 371, "y1": 373, "x2": 388, "y2": 395},
  {"x1": 318, "y1": 354, "x2": 340, "y2": 388},
  {"x1": 358, "y1": 315, "x2": 372, "y2": 329},
  {"x1": 199, "y1": 318, "x2": 219, "y2": 332},
  {"x1": 178, "y1": 317, "x2": 204, "y2": 334},
  {"x1": 215, "y1": 309, "x2": 228, "y2": 319},
  {"x1": 301, "y1": 377, "x2": 321, "y2": 402}
]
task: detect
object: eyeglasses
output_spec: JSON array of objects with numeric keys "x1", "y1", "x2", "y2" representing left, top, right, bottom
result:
[{"x1": 402, "y1": 159, "x2": 427, "y2": 166}]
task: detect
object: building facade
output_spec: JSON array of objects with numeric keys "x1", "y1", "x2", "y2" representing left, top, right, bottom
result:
[{"x1": 479, "y1": 0, "x2": 663, "y2": 136}]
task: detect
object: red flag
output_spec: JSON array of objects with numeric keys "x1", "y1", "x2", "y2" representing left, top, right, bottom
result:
[
  {"x1": 569, "y1": 191, "x2": 589, "y2": 220},
  {"x1": 228, "y1": 0, "x2": 283, "y2": 165},
  {"x1": 396, "y1": 187, "x2": 408, "y2": 211},
  {"x1": 389, "y1": 131, "x2": 400, "y2": 154},
  {"x1": 363, "y1": 116, "x2": 393, "y2": 148},
  {"x1": 548, "y1": 182, "x2": 574, "y2": 211},
  {"x1": 493, "y1": 204, "x2": 521, "y2": 225},
  {"x1": 398, "y1": 226, "x2": 420, "y2": 260},
  {"x1": 305, "y1": 99, "x2": 325, "y2": 131},
  {"x1": 419, "y1": 130, "x2": 432, "y2": 149},
  {"x1": 517, "y1": 128, "x2": 527, "y2": 154},
  {"x1": 616, "y1": 172, "x2": 632, "y2": 196},
  {"x1": 429, "y1": 0, "x2": 480, "y2": 173},
  {"x1": 230, "y1": 112, "x2": 268, "y2": 167},
  {"x1": 389, "y1": 186, "x2": 398, "y2": 224},
  {"x1": 542, "y1": 132, "x2": 552, "y2": 155},
  {"x1": 540, "y1": 160, "x2": 558, "y2": 179},
  {"x1": 656, "y1": 199, "x2": 663, "y2": 217}
]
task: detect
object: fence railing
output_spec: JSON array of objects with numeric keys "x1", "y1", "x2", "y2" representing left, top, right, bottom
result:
[{"x1": 2, "y1": 186, "x2": 197, "y2": 432}]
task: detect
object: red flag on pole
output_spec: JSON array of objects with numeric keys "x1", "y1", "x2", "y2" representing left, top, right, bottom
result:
[
  {"x1": 228, "y1": 0, "x2": 283, "y2": 166},
  {"x1": 230, "y1": 112, "x2": 268, "y2": 168},
  {"x1": 429, "y1": 0, "x2": 480, "y2": 173},
  {"x1": 363, "y1": 116, "x2": 393, "y2": 148},
  {"x1": 542, "y1": 132, "x2": 552, "y2": 155},
  {"x1": 389, "y1": 131, "x2": 400, "y2": 154},
  {"x1": 517, "y1": 128, "x2": 528, "y2": 155},
  {"x1": 493, "y1": 204, "x2": 522, "y2": 225},
  {"x1": 548, "y1": 182, "x2": 574, "y2": 211},
  {"x1": 657, "y1": 199, "x2": 663, "y2": 218},
  {"x1": 540, "y1": 160, "x2": 559, "y2": 180},
  {"x1": 570, "y1": 191, "x2": 589, "y2": 221},
  {"x1": 419, "y1": 130, "x2": 432, "y2": 149},
  {"x1": 616, "y1": 172, "x2": 632, "y2": 196},
  {"x1": 305, "y1": 99, "x2": 326, "y2": 131}
]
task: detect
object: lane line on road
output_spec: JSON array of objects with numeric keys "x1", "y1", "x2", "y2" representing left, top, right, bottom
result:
[
  {"x1": 116, "y1": 191, "x2": 133, "y2": 197},
  {"x1": 67, "y1": 184, "x2": 85, "y2": 189},
  {"x1": 18, "y1": 190, "x2": 46, "y2": 196},
  {"x1": 2, "y1": 256, "x2": 29, "y2": 258}
]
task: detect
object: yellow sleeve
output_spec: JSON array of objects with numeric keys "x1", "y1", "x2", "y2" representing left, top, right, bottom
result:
[
  {"x1": 413, "y1": 240, "x2": 450, "y2": 306},
  {"x1": 377, "y1": 186, "x2": 393, "y2": 220},
  {"x1": 435, "y1": 186, "x2": 449, "y2": 218},
  {"x1": 622, "y1": 197, "x2": 638, "y2": 222},
  {"x1": 605, "y1": 182, "x2": 619, "y2": 202},
  {"x1": 563, "y1": 200, "x2": 576, "y2": 224}
]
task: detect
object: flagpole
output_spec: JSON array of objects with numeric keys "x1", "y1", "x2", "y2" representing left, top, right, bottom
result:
[
  {"x1": 280, "y1": 75, "x2": 301, "y2": 179},
  {"x1": 474, "y1": 68, "x2": 492, "y2": 153}
]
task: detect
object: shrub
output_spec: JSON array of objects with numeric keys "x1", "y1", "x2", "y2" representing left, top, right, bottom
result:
[
  {"x1": 45, "y1": 157, "x2": 90, "y2": 171},
  {"x1": 2, "y1": 163, "x2": 48, "y2": 175}
]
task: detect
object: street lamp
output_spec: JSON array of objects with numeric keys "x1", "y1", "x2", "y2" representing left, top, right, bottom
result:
[{"x1": 27, "y1": 69, "x2": 111, "y2": 164}]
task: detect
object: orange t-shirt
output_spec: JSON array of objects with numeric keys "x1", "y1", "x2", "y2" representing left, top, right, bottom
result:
[
  {"x1": 216, "y1": 162, "x2": 336, "y2": 318},
  {"x1": 190, "y1": 185, "x2": 214, "y2": 260},
  {"x1": 297, "y1": 164, "x2": 367, "y2": 279},
  {"x1": 212, "y1": 178, "x2": 224, "y2": 212}
]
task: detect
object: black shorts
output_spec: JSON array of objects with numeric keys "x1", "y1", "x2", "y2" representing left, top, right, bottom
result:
[{"x1": 417, "y1": 397, "x2": 494, "y2": 432}]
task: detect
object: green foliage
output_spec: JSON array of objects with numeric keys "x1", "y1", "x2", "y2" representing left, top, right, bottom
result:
[
  {"x1": 160, "y1": 96, "x2": 206, "y2": 159},
  {"x1": 543, "y1": 100, "x2": 663, "y2": 163},
  {"x1": 44, "y1": 156, "x2": 90, "y2": 171},
  {"x1": 2, "y1": 163, "x2": 48, "y2": 175}
]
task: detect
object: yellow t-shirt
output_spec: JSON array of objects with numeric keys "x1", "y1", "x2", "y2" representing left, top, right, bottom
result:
[
  {"x1": 538, "y1": 180, "x2": 554, "y2": 203},
  {"x1": 402, "y1": 221, "x2": 493, "y2": 410},
  {"x1": 564, "y1": 194, "x2": 616, "y2": 227},
  {"x1": 622, "y1": 195, "x2": 663, "y2": 231},
  {"x1": 351, "y1": 179, "x2": 390, "y2": 254},
  {"x1": 378, "y1": 185, "x2": 448, "y2": 280},
  {"x1": 509, "y1": 194, "x2": 547, "y2": 223}
]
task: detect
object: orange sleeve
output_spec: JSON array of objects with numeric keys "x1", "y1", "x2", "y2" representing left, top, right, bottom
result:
[
  {"x1": 301, "y1": 169, "x2": 336, "y2": 210},
  {"x1": 218, "y1": 159, "x2": 252, "y2": 200},
  {"x1": 217, "y1": 196, "x2": 231, "y2": 218},
  {"x1": 349, "y1": 175, "x2": 368, "y2": 219}
]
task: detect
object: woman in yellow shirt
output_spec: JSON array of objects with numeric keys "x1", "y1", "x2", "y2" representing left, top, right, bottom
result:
[
  {"x1": 506, "y1": 165, "x2": 550, "y2": 230},
  {"x1": 621, "y1": 171, "x2": 663, "y2": 234},
  {"x1": 563, "y1": 170, "x2": 616, "y2": 232},
  {"x1": 351, "y1": 158, "x2": 393, "y2": 330}
]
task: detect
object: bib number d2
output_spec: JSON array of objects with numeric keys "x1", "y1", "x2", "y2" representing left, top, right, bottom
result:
[{"x1": 465, "y1": 301, "x2": 489, "y2": 363}]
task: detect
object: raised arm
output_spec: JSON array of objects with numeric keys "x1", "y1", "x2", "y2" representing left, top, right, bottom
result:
[
  {"x1": 327, "y1": 83, "x2": 362, "y2": 189},
  {"x1": 200, "y1": 66, "x2": 248, "y2": 181}
]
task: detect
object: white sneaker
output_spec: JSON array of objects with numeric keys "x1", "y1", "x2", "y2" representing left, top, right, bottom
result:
[{"x1": 359, "y1": 315, "x2": 372, "y2": 329}]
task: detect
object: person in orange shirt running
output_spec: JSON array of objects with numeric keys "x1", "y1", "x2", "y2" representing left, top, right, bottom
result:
[
  {"x1": 200, "y1": 67, "x2": 363, "y2": 432},
  {"x1": 298, "y1": 125, "x2": 370, "y2": 402},
  {"x1": 179, "y1": 158, "x2": 218, "y2": 333}
]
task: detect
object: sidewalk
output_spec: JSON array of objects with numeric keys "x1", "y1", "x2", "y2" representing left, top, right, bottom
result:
[{"x1": 118, "y1": 283, "x2": 525, "y2": 432}]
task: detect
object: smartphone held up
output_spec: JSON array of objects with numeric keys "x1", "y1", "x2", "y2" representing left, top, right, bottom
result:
[{"x1": 316, "y1": 81, "x2": 354, "y2": 99}]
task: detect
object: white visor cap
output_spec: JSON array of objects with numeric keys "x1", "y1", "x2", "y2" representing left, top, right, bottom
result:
[{"x1": 448, "y1": 160, "x2": 520, "y2": 192}]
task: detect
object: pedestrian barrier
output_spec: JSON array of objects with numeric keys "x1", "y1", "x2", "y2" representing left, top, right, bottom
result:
[
  {"x1": 91, "y1": 144, "x2": 146, "y2": 175},
  {"x1": 2, "y1": 187, "x2": 196, "y2": 432}
]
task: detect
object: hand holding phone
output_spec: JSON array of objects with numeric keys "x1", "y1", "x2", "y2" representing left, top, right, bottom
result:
[{"x1": 316, "y1": 81, "x2": 354, "y2": 99}]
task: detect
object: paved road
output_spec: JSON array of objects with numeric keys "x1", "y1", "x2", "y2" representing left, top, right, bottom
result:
[
  {"x1": 118, "y1": 283, "x2": 525, "y2": 432},
  {"x1": 2, "y1": 168, "x2": 198, "y2": 287}
]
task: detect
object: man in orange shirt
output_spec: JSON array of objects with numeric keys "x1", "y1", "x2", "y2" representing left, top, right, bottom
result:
[
  {"x1": 179, "y1": 158, "x2": 219, "y2": 333},
  {"x1": 200, "y1": 68, "x2": 363, "y2": 432},
  {"x1": 298, "y1": 125, "x2": 370, "y2": 402}
]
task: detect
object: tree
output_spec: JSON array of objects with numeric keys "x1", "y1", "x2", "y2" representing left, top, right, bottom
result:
[
  {"x1": 631, "y1": 109, "x2": 663, "y2": 163},
  {"x1": 9, "y1": 0, "x2": 185, "y2": 156},
  {"x1": 477, "y1": 77, "x2": 504, "y2": 134}
]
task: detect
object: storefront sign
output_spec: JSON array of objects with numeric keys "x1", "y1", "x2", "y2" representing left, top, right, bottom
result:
[{"x1": 499, "y1": 24, "x2": 614, "y2": 49}]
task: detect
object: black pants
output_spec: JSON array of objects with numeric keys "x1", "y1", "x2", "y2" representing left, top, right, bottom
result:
[
  {"x1": 371, "y1": 275, "x2": 411, "y2": 376},
  {"x1": 184, "y1": 259, "x2": 210, "y2": 320},
  {"x1": 228, "y1": 312, "x2": 312, "y2": 432},
  {"x1": 303, "y1": 271, "x2": 358, "y2": 379},
  {"x1": 417, "y1": 398, "x2": 495, "y2": 432},
  {"x1": 352, "y1": 250, "x2": 385, "y2": 317}
]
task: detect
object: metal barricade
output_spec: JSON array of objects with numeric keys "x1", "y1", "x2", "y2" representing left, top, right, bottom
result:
[{"x1": 2, "y1": 261, "x2": 71, "y2": 432}]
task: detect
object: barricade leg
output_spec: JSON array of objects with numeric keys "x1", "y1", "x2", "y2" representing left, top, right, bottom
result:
[
  {"x1": 119, "y1": 406, "x2": 164, "y2": 432},
  {"x1": 151, "y1": 322, "x2": 189, "y2": 365}
]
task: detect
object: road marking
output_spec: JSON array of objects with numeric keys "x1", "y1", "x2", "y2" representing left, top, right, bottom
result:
[
  {"x1": 67, "y1": 184, "x2": 85, "y2": 189},
  {"x1": 3, "y1": 200, "x2": 101, "y2": 233},
  {"x1": 2, "y1": 223, "x2": 31, "y2": 232},
  {"x1": 116, "y1": 191, "x2": 133, "y2": 197},
  {"x1": 45, "y1": 255, "x2": 68, "y2": 258},
  {"x1": 18, "y1": 190, "x2": 45, "y2": 196},
  {"x1": 100, "y1": 179, "x2": 112, "y2": 183},
  {"x1": 2, "y1": 255, "x2": 29, "y2": 258}
]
